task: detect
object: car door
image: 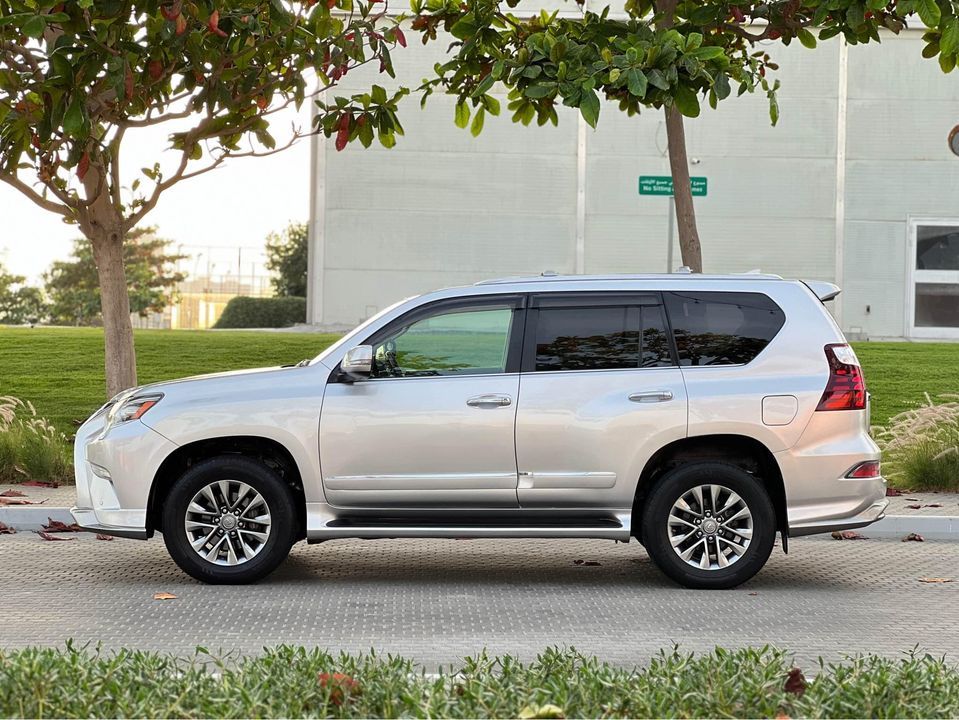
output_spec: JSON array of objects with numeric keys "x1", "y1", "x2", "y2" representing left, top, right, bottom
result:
[
  {"x1": 319, "y1": 295, "x2": 525, "y2": 508},
  {"x1": 515, "y1": 292, "x2": 687, "y2": 509}
]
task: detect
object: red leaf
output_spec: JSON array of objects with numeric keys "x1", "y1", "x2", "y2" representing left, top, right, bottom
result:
[
  {"x1": 21, "y1": 480, "x2": 59, "y2": 488},
  {"x1": 207, "y1": 9, "x2": 228, "y2": 37},
  {"x1": 906, "y1": 504, "x2": 922, "y2": 510},
  {"x1": 393, "y1": 26, "x2": 407, "y2": 47},
  {"x1": 0, "y1": 490, "x2": 26, "y2": 497},
  {"x1": 925, "y1": 503, "x2": 942, "y2": 508},
  {"x1": 831, "y1": 530, "x2": 866, "y2": 540},
  {"x1": 175, "y1": 13, "x2": 188, "y2": 35},
  {"x1": 318, "y1": 672, "x2": 361, "y2": 706},
  {"x1": 42, "y1": 518, "x2": 82, "y2": 533},
  {"x1": 902, "y1": 533, "x2": 924, "y2": 542},
  {"x1": 783, "y1": 667, "x2": 807, "y2": 696},
  {"x1": 327, "y1": 0, "x2": 336, "y2": 9},
  {"x1": 0, "y1": 522, "x2": 16, "y2": 535},
  {"x1": 160, "y1": 0, "x2": 181, "y2": 20},
  {"x1": 95, "y1": 534, "x2": 114, "y2": 541},
  {"x1": 36, "y1": 530, "x2": 76, "y2": 541},
  {"x1": 885, "y1": 487, "x2": 907, "y2": 497},
  {"x1": 334, "y1": 113, "x2": 350, "y2": 152},
  {"x1": 148, "y1": 59, "x2": 164, "y2": 81}
]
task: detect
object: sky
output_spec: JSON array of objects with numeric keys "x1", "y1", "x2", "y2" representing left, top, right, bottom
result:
[{"x1": 0, "y1": 103, "x2": 312, "y2": 284}]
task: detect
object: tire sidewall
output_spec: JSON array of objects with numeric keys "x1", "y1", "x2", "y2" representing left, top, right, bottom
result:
[
  {"x1": 641, "y1": 462, "x2": 776, "y2": 590},
  {"x1": 162, "y1": 456, "x2": 296, "y2": 584}
]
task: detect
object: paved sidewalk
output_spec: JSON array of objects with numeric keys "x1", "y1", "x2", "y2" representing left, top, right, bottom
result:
[
  {"x1": 2, "y1": 534, "x2": 957, "y2": 668},
  {"x1": 0, "y1": 483, "x2": 76, "y2": 507}
]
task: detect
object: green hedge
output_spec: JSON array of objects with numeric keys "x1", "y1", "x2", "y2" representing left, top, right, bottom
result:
[{"x1": 213, "y1": 296, "x2": 306, "y2": 329}]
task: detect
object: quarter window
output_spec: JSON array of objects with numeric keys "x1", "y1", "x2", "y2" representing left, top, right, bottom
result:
[
  {"x1": 533, "y1": 303, "x2": 672, "y2": 372},
  {"x1": 370, "y1": 305, "x2": 514, "y2": 378},
  {"x1": 664, "y1": 291, "x2": 785, "y2": 366}
]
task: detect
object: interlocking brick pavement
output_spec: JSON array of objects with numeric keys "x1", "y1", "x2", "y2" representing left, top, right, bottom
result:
[{"x1": 2, "y1": 534, "x2": 957, "y2": 669}]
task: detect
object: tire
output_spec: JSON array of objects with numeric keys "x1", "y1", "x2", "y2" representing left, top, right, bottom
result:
[
  {"x1": 162, "y1": 455, "x2": 297, "y2": 584},
  {"x1": 640, "y1": 462, "x2": 776, "y2": 590}
]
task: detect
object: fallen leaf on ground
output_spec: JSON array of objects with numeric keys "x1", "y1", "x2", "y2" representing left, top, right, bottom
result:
[
  {"x1": 902, "y1": 533, "x2": 924, "y2": 542},
  {"x1": 906, "y1": 504, "x2": 922, "y2": 509},
  {"x1": 0, "y1": 522, "x2": 15, "y2": 535},
  {"x1": 318, "y1": 672, "x2": 361, "y2": 705},
  {"x1": 783, "y1": 667, "x2": 807, "y2": 696},
  {"x1": 95, "y1": 534, "x2": 114, "y2": 541},
  {"x1": 36, "y1": 530, "x2": 76, "y2": 541},
  {"x1": 519, "y1": 704, "x2": 565, "y2": 719},
  {"x1": 20, "y1": 480, "x2": 60, "y2": 488},
  {"x1": 885, "y1": 488, "x2": 908, "y2": 497},
  {"x1": 924, "y1": 503, "x2": 942, "y2": 508},
  {"x1": 907, "y1": 498, "x2": 920, "y2": 501},
  {"x1": 153, "y1": 592, "x2": 178, "y2": 600},
  {"x1": 0, "y1": 497, "x2": 46, "y2": 506},
  {"x1": 919, "y1": 578, "x2": 954, "y2": 584},
  {"x1": 0, "y1": 489, "x2": 26, "y2": 497},
  {"x1": 748, "y1": 591, "x2": 758, "y2": 596},
  {"x1": 573, "y1": 559, "x2": 601, "y2": 566},
  {"x1": 831, "y1": 530, "x2": 866, "y2": 540},
  {"x1": 41, "y1": 518, "x2": 82, "y2": 533}
]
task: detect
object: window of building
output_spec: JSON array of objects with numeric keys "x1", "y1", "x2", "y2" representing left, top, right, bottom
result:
[
  {"x1": 533, "y1": 303, "x2": 672, "y2": 371},
  {"x1": 663, "y1": 291, "x2": 785, "y2": 366},
  {"x1": 911, "y1": 223, "x2": 959, "y2": 334}
]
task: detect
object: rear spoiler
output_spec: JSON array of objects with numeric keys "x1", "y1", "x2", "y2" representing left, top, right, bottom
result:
[{"x1": 803, "y1": 280, "x2": 841, "y2": 302}]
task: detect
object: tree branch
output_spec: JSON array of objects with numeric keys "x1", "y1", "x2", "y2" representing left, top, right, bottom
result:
[{"x1": 0, "y1": 173, "x2": 71, "y2": 218}]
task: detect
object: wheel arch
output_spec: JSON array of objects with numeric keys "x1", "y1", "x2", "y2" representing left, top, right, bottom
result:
[
  {"x1": 147, "y1": 435, "x2": 307, "y2": 539},
  {"x1": 632, "y1": 434, "x2": 788, "y2": 538}
]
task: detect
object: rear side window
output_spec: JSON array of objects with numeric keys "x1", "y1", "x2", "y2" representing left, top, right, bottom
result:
[
  {"x1": 532, "y1": 300, "x2": 673, "y2": 372},
  {"x1": 663, "y1": 291, "x2": 785, "y2": 366}
]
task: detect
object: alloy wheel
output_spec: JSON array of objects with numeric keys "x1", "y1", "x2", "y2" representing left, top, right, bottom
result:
[
  {"x1": 667, "y1": 483, "x2": 753, "y2": 570},
  {"x1": 183, "y1": 480, "x2": 272, "y2": 566}
]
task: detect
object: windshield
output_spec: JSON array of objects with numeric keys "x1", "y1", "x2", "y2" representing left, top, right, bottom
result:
[{"x1": 309, "y1": 296, "x2": 420, "y2": 366}]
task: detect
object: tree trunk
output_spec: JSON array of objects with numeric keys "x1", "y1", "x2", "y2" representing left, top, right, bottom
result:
[
  {"x1": 664, "y1": 105, "x2": 703, "y2": 272},
  {"x1": 89, "y1": 227, "x2": 138, "y2": 396}
]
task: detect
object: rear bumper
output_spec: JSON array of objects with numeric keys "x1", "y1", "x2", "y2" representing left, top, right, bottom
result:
[{"x1": 788, "y1": 496, "x2": 889, "y2": 537}]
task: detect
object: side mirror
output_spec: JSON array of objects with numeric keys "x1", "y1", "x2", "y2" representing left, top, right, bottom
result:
[{"x1": 341, "y1": 345, "x2": 373, "y2": 379}]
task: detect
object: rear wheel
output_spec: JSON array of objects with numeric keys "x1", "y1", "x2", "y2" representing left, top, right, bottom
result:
[
  {"x1": 641, "y1": 462, "x2": 776, "y2": 589},
  {"x1": 162, "y1": 456, "x2": 297, "y2": 584}
]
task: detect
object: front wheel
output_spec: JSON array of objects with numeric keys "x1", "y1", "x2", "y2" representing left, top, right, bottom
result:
[
  {"x1": 162, "y1": 456, "x2": 297, "y2": 584},
  {"x1": 640, "y1": 462, "x2": 776, "y2": 589}
]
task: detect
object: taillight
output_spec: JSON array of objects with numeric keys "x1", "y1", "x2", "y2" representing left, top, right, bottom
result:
[
  {"x1": 846, "y1": 460, "x2": 880, "y2": 478},
  {"x1": 816, "y1": 343, "x2": 866, "y2": 411}
]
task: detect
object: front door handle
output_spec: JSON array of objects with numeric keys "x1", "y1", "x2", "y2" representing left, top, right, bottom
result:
[
  {"x1": 629, "y1": 390, "x2": 674, "y2": 403},
  {"x1": 466, "y1": 394, "x2": 512, "y2": 408}
]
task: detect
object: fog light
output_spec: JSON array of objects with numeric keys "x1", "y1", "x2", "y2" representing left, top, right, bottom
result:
[{"x1": 90, "y1": 463, "x2": 112, "y2": 480}]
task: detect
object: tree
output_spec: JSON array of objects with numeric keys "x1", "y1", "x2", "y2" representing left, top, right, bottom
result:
[
  {"x1": 265, "y1": 221, "x2": 308, "y2": 297},
  {"x1": 45, "y1": 226, "x2": 186, "y2": 326},
  {"x1": 411, "y1": 0, "x2": 953, "y2": 272},
  {"x1": 0, "y1": 265, "x2": 46, "y2": 324},
  {"x1": 1, "y1": 0, "x2": 407, "y2": 396}
]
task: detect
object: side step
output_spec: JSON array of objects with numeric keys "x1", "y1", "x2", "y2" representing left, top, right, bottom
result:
[{"x1": 305, "y1": 503, "x2": 632, "y2": 542}]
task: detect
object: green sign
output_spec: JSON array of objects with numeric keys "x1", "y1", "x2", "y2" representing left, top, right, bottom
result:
[{"x1": 639, "y1": 175, "x2": 708, "y2": 197}]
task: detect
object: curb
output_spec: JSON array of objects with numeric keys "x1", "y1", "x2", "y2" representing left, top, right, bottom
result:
[{"x1": 3, "y1": 506, "x2": 959, "y2": 539}]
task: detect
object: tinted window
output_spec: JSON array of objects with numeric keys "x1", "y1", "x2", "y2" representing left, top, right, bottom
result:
[
  {"x1": 533, "y1": 304, "x2": 672, "y2": 371},
  {"x1": 371, "y1": 306, "x2": 513, "y2": 378},
  {"x1": 664, "y1": 291, "x2": 785, "y2": 366}
]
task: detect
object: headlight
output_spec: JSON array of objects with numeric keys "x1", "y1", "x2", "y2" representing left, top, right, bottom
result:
[{"x1": 106, "y1": 393, "x2": 163, "y2": 428}]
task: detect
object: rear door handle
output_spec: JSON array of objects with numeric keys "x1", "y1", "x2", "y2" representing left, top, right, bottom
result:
[
  {"x1": 629, "y1": 390, "x2": 673, "y2": 403},
  {"x1": 466, "y1": 394, "x2": 512, "y2": 408}
]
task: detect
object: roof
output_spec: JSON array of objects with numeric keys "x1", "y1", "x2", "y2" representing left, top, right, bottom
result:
[{"x1": 474, "y1": 271, "x2": 784, "y2": 286}]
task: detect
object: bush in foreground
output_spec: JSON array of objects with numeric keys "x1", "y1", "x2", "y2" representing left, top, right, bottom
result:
[
  {"x1": 1, "y1": 645, "x2": 958, "y2": 718},
  {"x1": 0, "y1": 397, "x2": 72, "y2": 484},
  {"x1": 213, "y1": 297, "x2": 307, "y2": 329},
  {"x1": 875, "y1": 394, "x2": 959, "y2": 491}
]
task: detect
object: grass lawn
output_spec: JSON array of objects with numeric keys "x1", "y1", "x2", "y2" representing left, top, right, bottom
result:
[
  {"x1": 1, "y1": 327, "x2": 957, "y2": 433},
  {"x1": 1, "y1": 644, "x2": 958, "y2": 718}
]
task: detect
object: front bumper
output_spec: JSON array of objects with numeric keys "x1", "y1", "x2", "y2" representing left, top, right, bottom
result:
[{"x1": 70, "y1": 412, "x2": 178, "y2": 540}]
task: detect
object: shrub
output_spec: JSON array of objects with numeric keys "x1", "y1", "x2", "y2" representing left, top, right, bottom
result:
[
  {"x1": 213, "y1": 296, "x2": 307, "y2": 329},
  {"x1": 874, "y1": 393, "x2": 959, "y2": 491},
  {"x1": 0, "y1": 396, "x2": 73, "y2": 484}
]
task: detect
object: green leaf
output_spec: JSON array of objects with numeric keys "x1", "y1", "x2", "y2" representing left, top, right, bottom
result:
[
  {"x1": 379, "y1": 131, "x2": 396, "y2": 148},
  {"x1": 63, "y1": 97, "x2": 84, "y2": 135},
  {"x1": 689, "y1": 46, "x2": 725, "y2": 61},
  {"x1": 483, "y1": 94, "x2": 501, "y2": 115},
  {"x1": 22, "y1": 14, "x2": 46, "y2": 38},
  {"x1": 713, "y1": 72, "x2": 731, "y2": 100},
  {"x1": 454, "y1": 100, "x2": 470, "y2": 129},
  {"x1": 626, "y1": 69, "x2": 647, "y2": 98},
  {"x1": 646, "y1": 69, "x2": 669, "y2": 90},
  {"x1": 579, "y1": 87, "x2": 600, "y2": 127},
  {"x1": 450, "y1": 13, "x2": 477, "y2": 40},
  {"x1": 358, "y1": 119, "x2": 374, "y2": 147},
  {"x1": 470, "y1": 106, "x2": 486, "y2": 136},
  {"x1": 798, "y1": 28, "x2": 818, "y2": 49},
  {"x1": 916, "y1": 0, "x2": 941, "y2": 28},
  {"x1": 524, "y1": 83, "x2": 554, "y2": 98},
  {"x1": 941, "y1": 20, "x2": 959, "y2": 55},
  {"x1": 673, "y1": 84, "x2": 700, "y2": 118},
  {"x1": 819, "y1": 26, "x2": 842, "y2": 40},
  {"x1": 940, "y1": 50, "x2": 957, "y2": 72},
  {"x1": 685, "y1": 32, "x2": 703, "y2": 51},
  {"x1": 371, "y1": 85, "x2": 388, "y2": 105},
  {"x1": 471, "y1": 73, "x2": 495, "y2": 98}
]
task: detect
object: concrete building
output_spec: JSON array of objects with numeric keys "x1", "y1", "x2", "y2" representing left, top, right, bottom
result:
[{"x1": 306, "y1": 15, "x2": 959, "y2": 340}]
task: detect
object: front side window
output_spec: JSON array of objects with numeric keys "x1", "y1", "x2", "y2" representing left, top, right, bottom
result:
[
  {"x1": 533, "y1": 302, "x2": 672, "y2": 372},
  {"x1": 664, "y1": 291, "x2": 785, "y2": 366},
  {"x1": 370, "y1": 305, "x2": 514, "y2": 378}
]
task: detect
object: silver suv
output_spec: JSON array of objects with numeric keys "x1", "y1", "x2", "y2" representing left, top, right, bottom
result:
[{"x1": 72, "y1": 273, "x2": 887, "y2": 589}]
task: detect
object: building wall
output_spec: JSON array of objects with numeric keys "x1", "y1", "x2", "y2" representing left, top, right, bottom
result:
[{"x1": 309, "y1": 24, "x2": 959, "y2": 338}]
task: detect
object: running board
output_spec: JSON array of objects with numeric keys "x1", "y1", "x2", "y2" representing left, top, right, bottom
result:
[{"x1": 305, "y1": 503, "x2": 632, "y2": 541}]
